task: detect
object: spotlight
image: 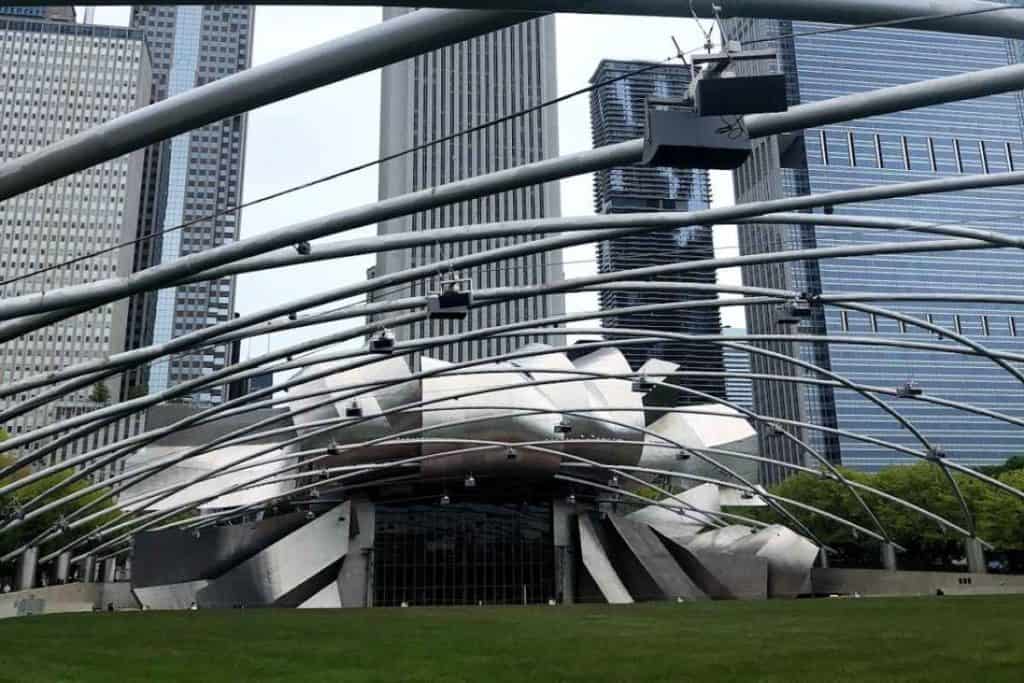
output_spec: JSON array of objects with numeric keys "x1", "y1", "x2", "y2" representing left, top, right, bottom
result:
[
  {"x1": 897, "y1": 381, "x2": 923, "y2": 398},
  {"x1": 427, "y1": 276, "x2": 472, "y2": 320},
  {"x1": 345, "y1": 400, "x2": 363, "y2": 418},
  {"x1": 505, "y1": 447, "x2": 517, "y2": 461},
  {"x1": 191, "y1": 529, "x2": 201, "y2": 540},
  {"x1": 631, "y1": 380, "x2": 654, "y2": 393},
  {"x1": 566, "y1": 494, "x2": 576, "y2": 505},
  {"x1": 464, "y1": 473, "x2": 476, "y2": 488},
  {"x1": 773, "y1": 298, "x2": 812, "y2": 326},
  {"x1": 609, "y1": 474, "x2": 620, "y2": 488},
  {"x1": 294, "y1": 241, "x2": 311, "y2": 255},
  {"x1": 305, "y1": 510, "x2": 316, "y2": 521},
  {"x1": 553, "y1": 421, "x2": 572, "y2": 436},
  {"x1": 440, "y1": 493, "x2": 451, "y2": 506},
  {"x1": 325, "y1": 440, "x2": 340, "y2": 456},
  {"x1": 370, "y1": 329, "x2": 395, "y2": 354}
]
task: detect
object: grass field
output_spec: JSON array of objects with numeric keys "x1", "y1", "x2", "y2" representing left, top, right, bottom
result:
[{"x1": 1, "y1": 596, "x2": 1022, "y2": 682}]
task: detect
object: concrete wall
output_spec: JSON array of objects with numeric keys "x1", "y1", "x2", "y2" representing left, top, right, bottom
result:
[
  {"x1": 811, "y1": 568, "x2": 1024, "y2": 597},
  {"x1": 0, "y1": 583, "x2": 138, "y2": 619}
]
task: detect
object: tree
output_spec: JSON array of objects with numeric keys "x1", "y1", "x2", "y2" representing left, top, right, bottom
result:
[
  {"x1": 733, "y1": 462, "x2": 1024, "y2": 570},
  {"x1": 979, "y1": 455, "x2": 1024, "y2": 477},
  {"x1": 0, "y1": 431, "x2": 120, "y2": 563},
  {"x1": 89, "y1": 381, "x2": 111, "y2": 404}
]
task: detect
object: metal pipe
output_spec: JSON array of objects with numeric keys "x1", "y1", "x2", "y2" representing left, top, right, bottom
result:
[
  {"x1": 0, "y1": 140, "x2": 644, "y2": 321},
  {"x1": 19, "y1": 1, "x2": 1024, "y2": 38},
  {"x1": 746, "y1": 61, "x2": 1024, "y2": 138},
  {"x1": 0, "y1": 9, "x2": 537, "y2": 201}
]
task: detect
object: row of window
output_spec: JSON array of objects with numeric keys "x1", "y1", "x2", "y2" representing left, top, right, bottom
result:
[
  {"x1": 837, "y1": 311, "x2": 1020, "y2": 337},
  {"x1": 813, "y1": 128, "x2": 1022, "y2": 175}
]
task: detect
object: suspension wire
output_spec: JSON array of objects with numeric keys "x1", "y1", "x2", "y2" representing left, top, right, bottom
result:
[
  {"x1": 8, "y1": 2, "x2": 1013, "y2": 292},
  {"x1": 740, "y1": 5, "x2": 1016, "y2": 48},
  {"x1": 0, "y1": 58, "x2": 677, "y2": 290}
]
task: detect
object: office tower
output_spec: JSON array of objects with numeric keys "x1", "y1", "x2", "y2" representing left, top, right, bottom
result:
[
  {"x1": 0, "y1": 7, "x2": 75, "y2": 22},
  {"x1": 126, "y1": 6, "x2": 254, "y2": 403},
  {"x1": 590, "y1": 59, "x2": 723, "y2": 405},
  {"x1": 727, "y1": 18, "x2": 1024, "y2": 479},
  {"x1": 0, "y1": 16, "x2": 151, "y2": 473},
  {"x1": 722, "y1": 328, "x2": 754, "y2": 411},
  {"x1": 375, "y1": 10, "x2": 564, "y2": 364}
]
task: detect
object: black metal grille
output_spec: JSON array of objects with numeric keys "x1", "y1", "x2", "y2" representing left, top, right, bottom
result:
[{"x1": 373, "y1": 501, "x2": 554, "y2": 607}]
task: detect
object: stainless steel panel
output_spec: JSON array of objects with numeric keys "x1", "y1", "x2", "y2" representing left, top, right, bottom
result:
[
  {"x1": 578, "y1": 513, "x2": 632, "y2": 604},
  {"x1": 197, "y1": 502, "x2": 351, "y2": 607}
]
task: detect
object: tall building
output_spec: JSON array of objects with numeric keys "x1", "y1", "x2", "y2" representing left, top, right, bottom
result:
[
  {"x1": 0, "y1": 15, "x2": 151, "y2": 474},
  {"x1": 722, "y1": 327, "x2": 754, "y2": 411},
  {"x1": 0, "y1": 7, "x2": 75, "y2": 22},
  {"x1": 727, "y1": 19, "x2": 1024, "y2": 479},
  {"x1": 375, "y1": 10, "x2": 564, "y2": 364},
  {"x1": 589, "y1": 59, "x2": 723, "y2": 405},
  {"x1": 126, "y1": 6, "x2": 254, "y2": 403}
]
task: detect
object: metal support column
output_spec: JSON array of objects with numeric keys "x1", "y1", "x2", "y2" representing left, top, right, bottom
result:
[
  {"x1": 79, "y1": 556, "x2": 95, "y2": 583},
  {"x1": 16, "y1": 547, "x2": 38, "y2": 591},
  {"x1": 103, "y1": 558, "x2": 118, "y2": 584},
  {"x1": 881, "y1": 543, "x2": 899, "y2": 571},
  {"x1": 552, "y1": 499, "x2": 576, "y2": 605},
  {"x1": 965, "y1": 537, "x2": 987, "y2": 574},
  {"x1": 54, "y1": 551, "x2": 71, "y2": 584},
  {"x1": 819, "y1": 548, "x2": 830, "y2": 569}
]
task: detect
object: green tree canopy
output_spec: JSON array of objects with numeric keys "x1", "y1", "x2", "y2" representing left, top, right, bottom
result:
[
  {"x1": 0, "y1": 431, "x2": 120, "y2": 563},
  {"x1": 735, "y1": 461, "x2": 1024, "y2": 568}
]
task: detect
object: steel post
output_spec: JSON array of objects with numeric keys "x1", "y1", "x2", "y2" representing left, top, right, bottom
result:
[
  {"x1": 55, "y1": 551, "x2": 71, "y2": 584},
  {"x1": 965, "y1": 537, "x2": 987, "y2": 574},
  {"x1": 881, "y1": 543, "x2": 899, "y2": 571},
  {"x1": 16, "y1": 547, "x2": 38, "y2": 591}
]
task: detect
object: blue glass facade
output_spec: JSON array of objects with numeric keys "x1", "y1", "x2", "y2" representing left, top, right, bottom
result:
[
  {"x1": 127, "y1": 6, "x2": 253, "y2": 405},
  {"x1": 730, "y1": 19, "x2": 1024, "y2": 476},
  {"x1": 590, "y1": 60, "x2": 724, "y2": 404}
]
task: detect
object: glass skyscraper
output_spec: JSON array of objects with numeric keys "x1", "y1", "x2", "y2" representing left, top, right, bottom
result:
[
  {"x1": 589, "y1": 59, "x2": 723, "y2": 405},
  {"x1": 728, "y1": 18, "x2": 1024, "y2": 479},
  {"x1": 126, "y1": 5, "x2": 254, "y2": 404}
]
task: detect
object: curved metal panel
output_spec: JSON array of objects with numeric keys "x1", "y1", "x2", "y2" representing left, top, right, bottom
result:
[
  {"x1": 420, "y1": 359, "x2": 562, "y2": 477},
  {"x1": 571, "y1": 347, "x2": 645, "y2": 465}
]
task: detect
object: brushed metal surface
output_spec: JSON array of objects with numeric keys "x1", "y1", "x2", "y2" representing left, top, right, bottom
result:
[
  {"x1": 578, "y1": 513, "x2": 632, "y2": 604},
  {"x1": 196, "y1": 502, "x2": 351, "y2": 607}
]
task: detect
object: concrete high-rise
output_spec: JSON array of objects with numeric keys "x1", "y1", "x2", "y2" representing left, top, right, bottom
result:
[
  {"x1": 126, "y1": 6, "x2": 254, "y2": 404},
  {"x1": 727, "y1": 18, "x2": 1024, "y2": 480},
  {"x1": 0, "y1": 6, "x2": 75, "y2": 22},
  {"x1": 0, "y1": 15, "x2": 151, "y2": 473},
  {"x1": 589, "y1": 59, "x2": 723, "y2": 405},
  {"x1": 375, "y1": 11, "x2": 563, "y2": 364}
]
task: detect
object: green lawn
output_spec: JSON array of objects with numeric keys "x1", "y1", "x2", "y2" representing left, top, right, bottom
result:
[{"x1": 1, "y1": 596, "x2": 1022, "y2": 682}]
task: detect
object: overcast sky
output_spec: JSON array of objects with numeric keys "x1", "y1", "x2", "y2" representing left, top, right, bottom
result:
[{"x1": 86, "y1": 6, "x2": 743, "y2": 360}]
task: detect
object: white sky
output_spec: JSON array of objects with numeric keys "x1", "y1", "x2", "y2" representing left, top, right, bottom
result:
[{"x1": 85, "y1": 6, "x2": 744, "y2": 360}]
